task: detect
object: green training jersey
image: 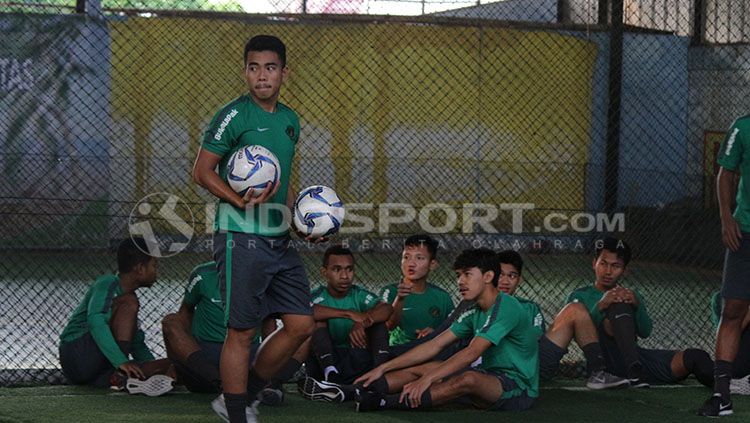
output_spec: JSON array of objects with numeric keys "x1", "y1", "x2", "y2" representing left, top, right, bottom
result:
[
  {"x1": 311, "y1": 285, "x2": 380, "y2": 348},
  {"x1": 450, "y1": 292, "x2": 539, "y2": 399},
  {"x1": 184, "y1": 262, "x2": 226, "y2": 343},
  {"x1": 201, "y1": 94, "x2": 300, "y2": 235},
  {"x1": 60, "y1": 274, "x2": 154, "y2": 368},
  {"x1": 567, "y1": 285, "x2": 652, "y2": 338},
  {"x1": 717, "y1": 115, "x2": 750, "y2": 232},
  {"x1": 380, "y1": 282, "x2": 454, "y2": 346},
  {"x1": 516, "y1": 296, "x2": 546, "y2": 340}
]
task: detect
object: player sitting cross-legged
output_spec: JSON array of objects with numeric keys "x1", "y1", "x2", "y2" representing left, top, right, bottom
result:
[
  {"x1": 298, "y1": 245, "x2": 393, "y2": 402},
  {"x1": 353, "y1": 248, "x2": 539, "y2": 412}
]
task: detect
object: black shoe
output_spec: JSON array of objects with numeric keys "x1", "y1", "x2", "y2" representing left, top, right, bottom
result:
[
  {"x1": 258, "y1": 386, "x2": 284, "y2": 406},
  {"x1": 697, "y1": 393, "x2": 733, "y2": 417},
  {"x1": 627, "y1": 363, "x2": 650, "y2": 388},
  {"x1": 297, "y1": 376, "x2": 345, "y2": 402},
  {"x1": 627, "y1": 377, "x2": 650, "y2": 389},
  {"x1": 355, "y1": 388, "x2": 384, "y2": 412}
]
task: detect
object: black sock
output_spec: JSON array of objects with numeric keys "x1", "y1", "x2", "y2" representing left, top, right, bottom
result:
[
  {"x1": 116, "y1": 340, "x2": 134, "y2": 357},
  {"x1": 223, "y1": 392, "x2": 247, "y2": 423},
  {"x1": 368, "y1": 376, "x2": 389, "y2": 394},
  {"x1": 312, "y1": 327, "x2": 336, "y2": 369},
  {"x1": 383, "y1": 390, "x2": 432, "y2": 410},
  {"x1": 683, "y1": 349, "x2": 714, "y2": 388},
  {"x1": 270, "y1": 358, "x2": 302, "y2": 388},
  {"x1": 187, "y1": 350, "x2": 221, "y2": 390},
  {"x1": 367, "y1": 323, "x2": 390, "y2": 367},
  {"x1": 714, "y1": 360, "x2": 733, "y2": 402},
  {"x1": 246, "y1": 369, "x2": 268, "y2": 403},
  {"x1": 581, "y1": 342, "x2": 606, "y2": 375},
  {"x1": 605, "y1": 303, "x2": 640, "y2": 374}
]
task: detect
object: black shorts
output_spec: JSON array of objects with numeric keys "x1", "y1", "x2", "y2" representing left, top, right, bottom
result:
[
  {"x1": 538, "y1": 335, "x2": 567, "y2": 381},
  {"x1": 214, "y1": 232, "x2": 312, "y2": 329},
  {"x1": 175, "y1": 341, "x2": 260, "y2": 393},
  {"x1": 597, "y1": 326, "x2": 677, "y2": 383},
  {"x1": 59, "y1": 333, "x2": 126, "y2": 387},
  {"x1": 452, "y1": 367, "x2": 535, "y2": 411},
  {"x1": 306, "y1": 347, "x2": 373, "y2": 384},
  {"x1": 722, "y1": 233, "x2": 750, "y2": 300}
]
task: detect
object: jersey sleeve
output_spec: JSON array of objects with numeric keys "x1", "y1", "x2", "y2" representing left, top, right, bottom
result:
[
  {"x1": 717, "y1": 120, "x2": 746, "y2": 171},
  {"x1": 201, "y1": 105, "x2": 240, "y2": 157},
  {"x1": 476, "y1": 300, "x2": 521, "y2": 345},
  {"x1": 379, "y1": 285, "x2": 396, "y2": 304},
  {"x1": 86, "y1": 284, "x2": 129, "y2": 368},
  {"x1": 183, "y1": 270, "x2": 203, "y2": 307},
  {"x1": 529, "y1": 302, "x2": 546, "y2": 338},
  {"x1": 357, "y1": 288, "x2": 380, "y2": 312},
  {"x1": 449, "y1": 309, "x2": 476, "y2": 340},
  {"x1": 633, "y1": 290, "x2": 653, "y2": 338},
  {"x1": 440, "y1": 291, "x2": 455, "y2": 322}
]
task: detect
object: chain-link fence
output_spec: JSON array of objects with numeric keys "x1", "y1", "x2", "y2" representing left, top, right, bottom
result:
[{"x1": 1, "y1": 0, "x2": 747, "y2": 385}]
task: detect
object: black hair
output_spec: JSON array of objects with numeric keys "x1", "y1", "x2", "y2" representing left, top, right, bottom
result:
[
  {"x1": 117, "y1": 237, "x2": 153, "y2": 274},
  {"x1": 595, "y1": 237, "x2": 632, "y2": 266},
  {"x1": 453, "y1": 248, "x2": 500, "y2": 287},
  {"x1": 497, "y1": 250, "x2": 523, "y2": 274},
  {"x1": 323, "y1": 244, "x2": 354, "y2": 267},
  {"x1": 244, "y1": 35, "x2": 286, "y2": 67},
  {"x1": 403, "y1": 234, "x2": 438, "y2": 260}
]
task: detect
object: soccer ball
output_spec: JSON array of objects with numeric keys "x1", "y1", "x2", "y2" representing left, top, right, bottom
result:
[
  {"x1": 226, "y1": 145, "x2": 280, "y2": 197},
  {"x1": 293, "y1": 185, "x2": 345, "y2": 238}
]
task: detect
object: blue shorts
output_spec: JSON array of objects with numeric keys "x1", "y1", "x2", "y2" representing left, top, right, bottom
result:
[{"x1": 214, "y1": 232, "x2": 312, "y2": 329}]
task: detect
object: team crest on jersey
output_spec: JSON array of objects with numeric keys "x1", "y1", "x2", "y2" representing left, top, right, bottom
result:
[
  {"x1": 429, "y1": 306, "x2": 441, "y2": 318},
  {"x1": 286, "y1": 125, "x2": 295, "y2": 141}
]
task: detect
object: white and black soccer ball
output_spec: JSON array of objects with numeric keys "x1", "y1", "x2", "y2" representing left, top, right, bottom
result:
[
  {"x1": 226, "y1": 145, "x2": 280, "y2": 197},
  {"x1": 293, "y1": 185, "x2": 345, "y2": 238}
]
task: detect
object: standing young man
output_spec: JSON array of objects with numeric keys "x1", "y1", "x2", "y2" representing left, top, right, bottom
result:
[
  {"x1": 699, "y1": 115, "x2": 750, "y2": 417},
  {"x1": 354, "y1": 249, "x2": 538, "y2": 412},
  {"x1": 192, "y1": 35, "x2": 315, "y2": 423}
]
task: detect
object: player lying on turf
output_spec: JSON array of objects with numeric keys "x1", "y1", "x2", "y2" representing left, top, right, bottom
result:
[
  {"x1": 379, "y1": 234, "x2": 454, "y2": 349},
  {"x1": 161, "y1": 261, "x2": 304, "y2": 405},
  {"x1": 298, "y1": 246, "x2": 393, "y2": 401},
  {"x1": 59, "y1": 237, "x2": 174, "y2": 396},
  {"x1": 710, "y1": 292, "x2": 750, "y2": 395},
  {"x1": 495, "y1": 250, "x2": 628, "y2": 389},
  {"x1": 568, "y1": 237, "x2": 713, "y2": 388},
  {"x1": 351, "y1": 248, "x2": 538, "y2": 412}
]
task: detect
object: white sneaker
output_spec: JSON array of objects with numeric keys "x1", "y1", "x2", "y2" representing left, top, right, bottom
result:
[
  {"x1": 211, "y1": 394, "x2": 259, "y2": 423},
  {"x1": 730, "y1": 376, "x2": 750, "y2": 395},
  {"x1": 125, "y1": 374, "x2": 174, "y2": 397}
]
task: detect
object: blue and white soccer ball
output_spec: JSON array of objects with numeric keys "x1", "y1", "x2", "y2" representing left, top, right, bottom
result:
[
  {"x1": 226, "y1": 145, "x2": 280, "y2": 197},
  {"x1": 292, "y1": 185, "x2": 345, "y2": 238}
]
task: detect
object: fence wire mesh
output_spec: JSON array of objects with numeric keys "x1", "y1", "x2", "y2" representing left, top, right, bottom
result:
[{"x1": 1, "y1": 0, "x2": 748, "y2": 385}]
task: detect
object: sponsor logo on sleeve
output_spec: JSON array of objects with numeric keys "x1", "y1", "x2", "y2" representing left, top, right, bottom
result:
[{"x1": 214, "y1": 109, "x2": 239, "y2": 141}]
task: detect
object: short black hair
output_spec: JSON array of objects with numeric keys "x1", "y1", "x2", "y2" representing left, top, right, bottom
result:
[
  {"x1": 453, "y1": 248, "x2": 500, "y2": 287},
  {"x1": 595, "y1": 237, "x2": 632, "y2": 266},
  {"x1": 323, "y1": 244, "x2": 354, "y2": 267},
  {"x1": 118, "y1": 237, "x2": 153, "y2": 274},
  {"x1": 497, "y1": 250, "x2": 523, "y2": 274},
  {"x1": 244, "y1": 35, "x2": 286, "y2": 67},
  {"x1": 403, "y1": 234, "x2": 438, "y2": 260}
]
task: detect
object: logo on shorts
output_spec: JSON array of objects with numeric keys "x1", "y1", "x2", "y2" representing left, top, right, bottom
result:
[
  {"x1": 429, "y1": 306, "x2": 441, "y2": 318},
  {"x1": 128, "y1": 192, "x2": 194, "y2": 258}
]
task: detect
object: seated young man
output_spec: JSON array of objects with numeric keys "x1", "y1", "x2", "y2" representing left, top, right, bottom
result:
[
  {"x1": 380, "y1": 234, "x2": 454, "y2": 353},
  {"x1": 59, "y1": 237, "x2": 173, "y2": 396},
  {"x1": 353, "y1": 248, "x2": 538, "y2": 412},
  {"x1": 568, "y1": 237, "x2": 713, "y2": 388},
  {"x1": 161, "y1": 262, "x2": 301, "y2": 405},
  {"x1": 496, "y1": 250, "x2": 628, "y2": 389},
  {"x1": 710, "y1": 292, "x2": 750, "y2": 394},
  {"x1": 298, "y1": 245, "x2": 392, "y2": 401}
]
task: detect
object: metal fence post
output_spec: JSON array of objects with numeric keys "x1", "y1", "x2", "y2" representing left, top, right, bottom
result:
[{"x1": 604, "y1": 0, "x2": 624, "y2": 213}]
